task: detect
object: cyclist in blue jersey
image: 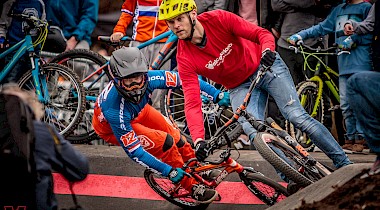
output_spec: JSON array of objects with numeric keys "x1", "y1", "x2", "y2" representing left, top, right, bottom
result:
[{"x1": 93, "y1": 47, "x2": 230, "y2": 204}]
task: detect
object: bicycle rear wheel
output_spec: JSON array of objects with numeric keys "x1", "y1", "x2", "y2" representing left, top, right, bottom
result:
[
  {"x1": 161, "y1": 87, "x2": 243, "y2": 142},
  {"x1": 144, "y1": 169, "x2": 209, "y2": 210},
  {"x1": 50, "y1": 49, "x2": 108, "y2": 143},
  {"x1": 254, "y1": 132, "x2": 327, "y2": 187},
  {"x1": 239, "y1": 170, "x2": 289, "y2": 206},
  {"x1": 18, "y1": 63, "x2": 86, "y2": 136}
]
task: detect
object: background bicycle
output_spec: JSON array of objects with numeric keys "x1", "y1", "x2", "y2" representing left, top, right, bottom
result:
[
  {"x1": 0, "y1": 14, "x2": 85, "y2": 137},
  {"x1": 285, "y1": 43, "x2": 348, "y2": 151}
]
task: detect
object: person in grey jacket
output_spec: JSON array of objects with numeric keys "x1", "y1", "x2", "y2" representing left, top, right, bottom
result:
[{"x1": 195, "y1": 0, "x2": 227, "y2": 14}]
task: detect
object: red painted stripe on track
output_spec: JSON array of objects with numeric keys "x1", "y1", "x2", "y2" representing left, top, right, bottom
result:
[{"x1": 54, "y1": 173, "x2": 285, "y2": 205}]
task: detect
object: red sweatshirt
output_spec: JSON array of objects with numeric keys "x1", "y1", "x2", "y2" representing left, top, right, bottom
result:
[{"x1": 177, "y1": 10, "x2": 275, "y2": 141}]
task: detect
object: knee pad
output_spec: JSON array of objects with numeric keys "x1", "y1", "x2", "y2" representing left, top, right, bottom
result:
[
  {"x1": 163, "y1": 134, "x2": 174, "y2": 152},
  {"x1": 176, "y1": 136, "x2": 185, "y2": 148}
]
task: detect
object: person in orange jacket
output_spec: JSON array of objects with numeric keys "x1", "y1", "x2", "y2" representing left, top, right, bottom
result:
[{"x1": 110, "y1": 0, "x2": 172, "y2": 110}]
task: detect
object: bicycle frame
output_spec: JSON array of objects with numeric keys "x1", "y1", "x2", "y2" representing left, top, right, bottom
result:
[
  {"x1": 0, "y1": 34, "x2": 49, "y2": 103},
  {"x1": 297, "y1": 45, "x2": 340, "y2": 118}
]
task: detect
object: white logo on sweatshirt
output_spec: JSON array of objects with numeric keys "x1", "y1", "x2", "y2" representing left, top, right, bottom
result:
[{"x1": 205, "y1": 43, "x2": 233, "y2": 70}]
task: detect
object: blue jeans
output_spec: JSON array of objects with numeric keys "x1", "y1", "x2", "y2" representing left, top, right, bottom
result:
[
  {"x1": 229, "y1": 53, "x2": 352, "y2": 168},
  {"x1": 347, "y1": 72, "x2": 380, "y2": 154},
  {"x1": 339, "y1": 75, "x2": 364, "y2": 141}
]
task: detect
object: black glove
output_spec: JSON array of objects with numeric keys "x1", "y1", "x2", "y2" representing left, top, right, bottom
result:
[
  {"x1": 260, "y1": 49, "x2": 276, "y2": 70},
  {"x1": 195, "y1": 140, "x2": 209, "y2": 161}
]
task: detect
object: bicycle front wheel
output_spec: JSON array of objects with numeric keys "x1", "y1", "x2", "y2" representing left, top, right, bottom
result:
[
  {"x1": 144, "y1": 169, "x2": 209, "y2": 210},
  {"x1": 254, "y1": 132, "x2": 316, "y2": 187},
  {"x1": 18, "y1": 63, "x2": 86, "y2": 136},
  {"x1": 239, "y1": 170, "x2": 289, "y2": 206}
]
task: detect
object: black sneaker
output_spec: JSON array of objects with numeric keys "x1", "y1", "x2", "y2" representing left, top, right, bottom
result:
[
  {"x1": 200, "y1": 169, "x2": 221, "y2": 181},
  {"x1": 191, "y1": 184, "x2": 218, "y2": 203}
]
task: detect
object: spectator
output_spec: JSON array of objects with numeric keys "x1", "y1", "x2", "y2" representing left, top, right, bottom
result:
[
  {"x1": 288, "y1": 0, "x2": 373, "y2": 152},
  {"x1": 195, "y1": 0, "x2": 227, "y2": 14},
  {"x1": 158, "y1": 0, "x2": 352, "y2": 171},
  {"x1": 344, "y1": 2, "x2": 379, "y2": 174},
  {"x1": 44, "y1": 0, "x2": 98, "y2": 52},
  {"x1": 347, "y1": 72, "x2": 380, "y2": 175},
  {"x1": 110, "y1": 0, "x2": 171, "y2": 110},
  {"x1": 344, "y1": 2, "x2": 379, "y2": 70},
  {"x1": 92, "y1": 47, "x2": 230, "y2": 203},
  {"x1": 1, "y1": 84, "x2": 89, "y2": 210},
  {"x1": 0, "y1": 0, "x2": 45, "y2": 83}
]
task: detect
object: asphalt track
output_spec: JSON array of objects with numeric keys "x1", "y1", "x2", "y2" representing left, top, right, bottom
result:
[{"x1": 56, "y1": 145, "x2": 376, "y2": 210}]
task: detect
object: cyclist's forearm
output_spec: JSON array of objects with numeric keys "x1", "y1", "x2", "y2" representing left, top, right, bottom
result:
[
  {"x1": 348, "y1": 3, "x2": 375, "y2": 35},
  {"x1": 129, "y1": 146, "x2": 172, "y2": 177},
  {"x1": 199, "y1": 79, "x2": 221, "y2": 101}
]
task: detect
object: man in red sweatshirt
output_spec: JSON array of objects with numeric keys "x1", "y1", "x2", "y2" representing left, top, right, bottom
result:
[{"x1": 158, "y1": 0, "x2": 352, "y2": 170}]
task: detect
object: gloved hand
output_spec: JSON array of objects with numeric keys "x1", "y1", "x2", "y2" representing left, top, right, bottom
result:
[
  {"x1": 168, "y1": 167, "x2": 187, "y2": 183},
  {"x1": 260, "y1": 48, "x2": 276, "y2": 70},
  {"x1": 201, "y1": 94, "x2": 211, "y2": 104},
  {"x1": 215, "y1": 92, "x2": 230, "y2": 107},
  {"x1": 287, "y1": 34, "x2": 303, "y2": 46},
  {"x1": 0, "y1": 36, "x2": 5, "y2": 48},
  {"x1": 342, "y1": 36, "x2": 354, "y2": 50},
  {"x1": 195, "y1": 140, "x2": 210, "y2": 161}
]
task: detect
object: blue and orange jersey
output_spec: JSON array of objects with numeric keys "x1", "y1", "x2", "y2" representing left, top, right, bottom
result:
[
  {"x1": 113, "y1": 0, "x2": 168, "y2": 42},
  {"x1": 96, "y1": 70, "x2": 221, "y2": 176}
]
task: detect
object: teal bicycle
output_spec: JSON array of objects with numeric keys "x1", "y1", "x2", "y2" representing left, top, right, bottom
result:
[{"x1": 0, "y1": 14, "x2": 85, "y2": 136}]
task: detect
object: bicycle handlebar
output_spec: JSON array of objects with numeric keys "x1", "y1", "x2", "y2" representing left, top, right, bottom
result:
[
  {"x1": 98, "y1": 36, "x2": 133, "y2": 44},
  {"x1": 289, "y1": 43, "x2": 350, "y2": 55},
  {"x1": 10, "y1": 13, "x2": 48, "y2": 28}
]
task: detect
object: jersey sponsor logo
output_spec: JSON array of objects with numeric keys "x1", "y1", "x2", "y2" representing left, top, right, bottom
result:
[
  {"x1": 165, "y1": 72, "x2": 177, "y2": 87},
  {"x1": 149, "y1": 75, "x2": 165, "y2": 81},
  {"x1": 138, "y1": 135, "x2": 155, "y2": 150},
  {"x1": 205, "y1": 43, "x2": 233, "y2": 70},
  {"x1": 132, "y1": 157, "x2": 161, "y2": 175},
  {"x1": 119, "y1": 98, "x2": 126, "y2": 130},
  {"x1": 120, "y1": 130, "x2": 139, "y2": 148}
]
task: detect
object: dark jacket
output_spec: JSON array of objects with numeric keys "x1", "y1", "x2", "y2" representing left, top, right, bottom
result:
[
  {"x1": 45, "y1": 0, "x2": 98, "y2": 45},
  {"x1": 34, "y1": 121, "x2": 89, "y2": 210}
]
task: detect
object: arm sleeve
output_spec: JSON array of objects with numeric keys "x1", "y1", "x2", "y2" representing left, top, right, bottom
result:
[
  {"x1": 271, "y1": 0, "x2": 315, "y2": 12},
  {"x1": 348, "y1": 3, "x2": 375, "y2": 35},
  {"x1": 297, "y1": 7, "x2": 337, "y2": 40},
  {"x1": 177, "y1": 57, "x2": 205, "y2": 140},
  {"x1": 198, "y1": 78, "x2": 221, "y2": 102},
  {"x1": 0, "y1": 0, "x2": 16, "y2": 38},
  {"x1": 113, "y1": 0, "x2": 136, "y2": 35},
  {"x1": 214, "y1": 0, "x2": 227, "y2": 10},
  {"x1": 222, "y1": 11, "x2": 275, "y2": 52},
  {"x1": 50, "y1": 125, "x2": 89, "y2": 182},
  {"x1": 108, "y1": 109, "x2": 173, "y2": 177},
  {"x1": 71, "y1": 0, "x2": 98, "y2": 41}
]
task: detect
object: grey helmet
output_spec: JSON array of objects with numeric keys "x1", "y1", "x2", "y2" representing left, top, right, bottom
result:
[{"x1": 109, "y1": 47, "x2": 149, "y2": 103}]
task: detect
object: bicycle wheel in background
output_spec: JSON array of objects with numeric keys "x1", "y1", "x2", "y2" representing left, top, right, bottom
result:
[
  {"x1": 161, "y1": 87, "x2": 243, "y2": 143},
  {"x1": 239, "y1": 170, "x2": 289, "y2": 206},
  {"x1": 144, "y1": 169, "x2": 209, "y2": 210},
  {"x1": 50, "y1": 49, "x2": 108, "y2": 144},
  {"x1": 254, "y1": 132, "x2": 330, "y2": 187},
  {"x1": 285, "y1": 81, "x2": 333, "y2": 151},
  {"x1": 18, "y1": 63, "x2": 86, "y2": 137}
]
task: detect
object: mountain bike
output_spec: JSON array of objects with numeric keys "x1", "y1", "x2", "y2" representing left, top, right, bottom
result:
[
  {"x1": 144, "y1": 112, "x2": 289, "y2": 209},
  {"x1": 285, "y1": 43, "x2": 349, "y2": 151},
  {"x1": 179, "y1": 66, "x2": 332, "y2": 188},
  {"x1": 0, "y1": 14, "x2": 85, "y2": 136}
]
